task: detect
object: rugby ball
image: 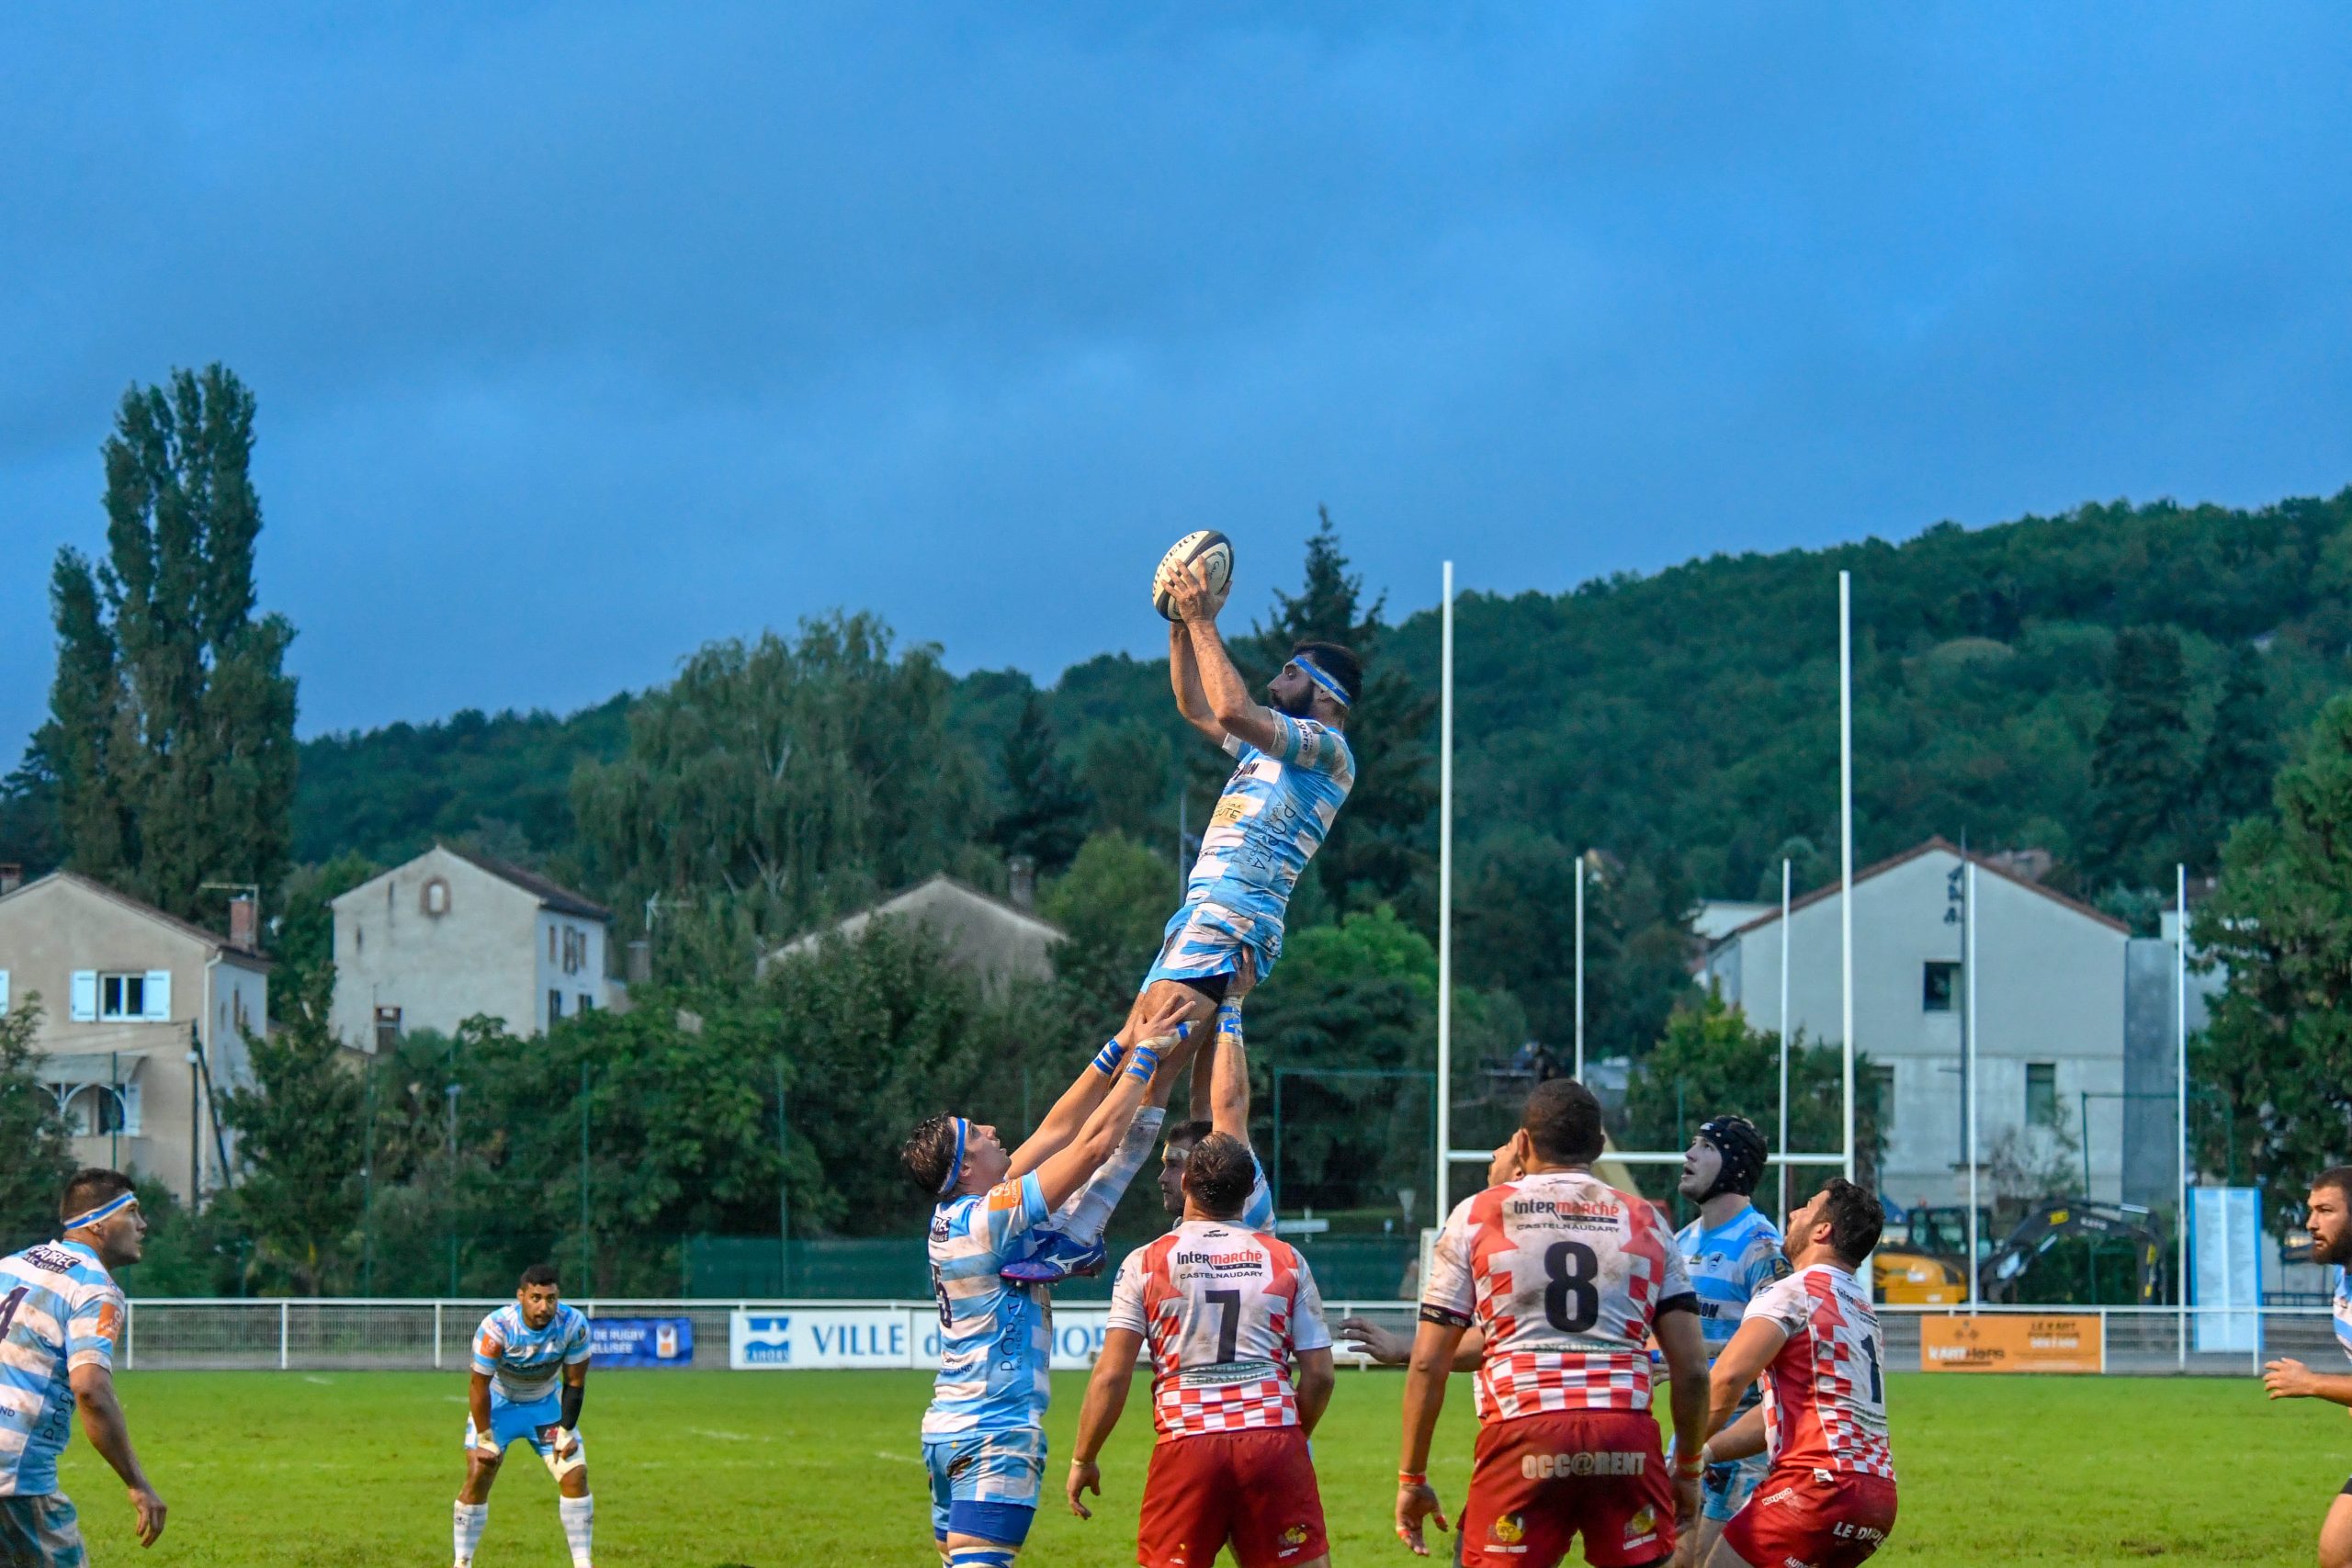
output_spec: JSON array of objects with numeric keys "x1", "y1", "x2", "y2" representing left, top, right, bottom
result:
[{"x1": 1152, "y1": 529, "x2": 1235, "y2": 621}]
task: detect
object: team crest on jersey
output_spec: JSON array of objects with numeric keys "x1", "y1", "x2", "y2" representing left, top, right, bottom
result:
[
  {"x1": 1489, "y1": 1513, "x2": 1526, "y2": 1544},
  {"x1": 1766, "y1": 1253, "x2": 1795, "y2": 1280},
  {"x1": 1625, "y1": 1504, "x2": 1657, "y2": 1541}
]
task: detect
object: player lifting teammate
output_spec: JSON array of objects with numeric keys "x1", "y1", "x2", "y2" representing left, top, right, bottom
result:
[
  {"x1": 1397, "y1": 1079, "x2": 1713, "y2": 1568},
  {"x1": 1013, "y1": 539, "x2": 1359, "y2": 1285},
  {"x1": 1696, "y1": 1179, "x2": 1895, "y2": 1568},
  {"x1": 2261, "y1": 1166, "x2": 2352, "y2": 1568},
  {"x1": 1152, "y1": 986, "x2": 1275, "y2": 1234},
  {"x1": 0, "y1": 1168, "x2": 165, "y2": 1568},
  {"x1": 901, "y1": 998, "x2": 1198, "y2": 1568},
  {"x1": 1068, "y1": 1132, "x2": 1338, "y2": 1568},
  {"x1": 453, "y1": 1264, "x2": 594, "y2": 1568}
]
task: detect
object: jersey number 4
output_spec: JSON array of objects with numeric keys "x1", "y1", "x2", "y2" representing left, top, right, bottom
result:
[{"x1": 1541, "y1": 1242, "x2": 1600, "y2": 1334}]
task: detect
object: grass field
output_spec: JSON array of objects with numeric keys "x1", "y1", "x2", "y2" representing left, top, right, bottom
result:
[{"x1": 49, "y1": 1367, "x2": 2348, "y2": 1564}]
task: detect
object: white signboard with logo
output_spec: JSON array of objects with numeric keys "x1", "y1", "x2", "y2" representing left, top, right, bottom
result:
[{"x1": 730, "y1": 1305, "x2": 1115, "y2": 1371}]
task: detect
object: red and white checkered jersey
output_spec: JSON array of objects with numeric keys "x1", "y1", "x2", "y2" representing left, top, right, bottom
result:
[
  {"x1": 1743, "y1": 1264, "x2": 1896, "y2": 1481},
  {"x1": 1105, "y1": 1220, "x2": 1332, "y2": 1440},
  {"x1": 1421, "y1": 1171, "x2": 1696, "y2": 1423}
]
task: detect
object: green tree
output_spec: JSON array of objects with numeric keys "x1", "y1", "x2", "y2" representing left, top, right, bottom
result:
[
  {"x1": 0, "y1": 997, "x2": 74, "y2": 1253},
  {"x1": 218, "y1": 1005, "x2": 365, "y2": 1294},
  {"x1": 573, "y1": 614, "x2": 984, "y2": 981},
  {"x1": 1077, "y1": 719, "x2": 1174, "y2": 846},
  {"x1": 42, "y1": 365, "x2": 300, "y2": 924},
  {"x1": 1041, "y1": 831, "x2": 1174, "y2": 1042},
  {"x1": 268, "y1": 851, "x2": 380, "y2": 1028},
  {"x1": 990, "y1": 693, "x2": 1091, "y2": 874},
  {"x1": 2086, "y1": 628, "x2": 2194, "y2": 886},
  {"x1": 2190, "y1": 696, "x2": 2352, "y2": 1201},
  {"x1": 1621, "y1": 990, "x2": 1887, "y2": 1204},
  {"x1": 0, "y1": 743, "x2": 63, "y2": 879},
  {"x1": 1244, "y1": 510, "x2": 1435, "y2": 912},
  {"x1": 2191, "y1": 643, "x2": 2278, "y2": 869}
]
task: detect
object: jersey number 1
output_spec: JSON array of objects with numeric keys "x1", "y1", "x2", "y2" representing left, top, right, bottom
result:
[{"x1": 1542, "y1": 1242, "x2": 1600, "y2": 1334}]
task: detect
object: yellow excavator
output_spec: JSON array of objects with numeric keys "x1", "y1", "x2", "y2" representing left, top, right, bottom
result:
[{"x1": 1871, "y1": 1200, "x2": 2164, "y2": 1306}]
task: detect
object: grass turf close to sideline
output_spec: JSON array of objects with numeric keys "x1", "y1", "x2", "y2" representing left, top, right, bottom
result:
[{"x1": 52, "y1": 1368, "x2": 2347, "y2": 1565}]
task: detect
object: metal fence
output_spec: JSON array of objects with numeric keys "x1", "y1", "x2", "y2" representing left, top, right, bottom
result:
[{"x1": 112, "y1": 1297, "x2": 2332, "y2": 1375}]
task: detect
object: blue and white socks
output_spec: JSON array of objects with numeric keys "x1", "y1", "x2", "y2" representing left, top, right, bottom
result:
[
  {"x1": 559, "y1": 1494, "x2": 594, "y2": 1568},
  {"x1": 453, "y1": 1501, "x2": 487, "y2": 1566}
]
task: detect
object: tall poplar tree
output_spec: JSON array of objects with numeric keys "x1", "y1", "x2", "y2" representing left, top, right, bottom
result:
[
  {"x1": 1241, "y1": 509, "x2": 1436, "y2": 912},
  {"x1": 2191, "y1": 643, "x2": 2278, "y2": 869},
  {"x1": 2085, "y1": 627, "x2": 2193, "y2": 887},
  {"x1": 42, "y1": 366, "x2": 299, "y2": 923}
]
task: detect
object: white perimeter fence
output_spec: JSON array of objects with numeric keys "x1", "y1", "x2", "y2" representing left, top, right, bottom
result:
[{"x1": 111, "y1": 1299, "x2": 2333, "y2": 1378}]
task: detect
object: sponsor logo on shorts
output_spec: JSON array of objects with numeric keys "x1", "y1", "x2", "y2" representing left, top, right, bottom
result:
[
  {"x1": 1277, "y1": 1522, "x2": 1313, "y2": 1558},
  {"x1": 1489, "y1": 1513, "x2": 1525, "y2": 1545},
  {"x1": 1624, "y1": 1504, "x2": 1657, "y2": 1547},
  {"x1": 1758, "y1": 1483, "x2": 1801, "y2": 1508},
  {"x1": 1520, "y1": 1450, "x2": 1646, "y2": 1479}
]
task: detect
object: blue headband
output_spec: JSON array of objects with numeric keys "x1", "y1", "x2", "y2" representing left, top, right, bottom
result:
[
  {"x1": 937, "y1": 1117, "x2": 970, "y2": 1196},
  {"x1": 62, "y1": 1190, "x2": 136, "y2": 1232},
  {"x1": 1292, "y1": 654, "x2": 1351, "y2": 708}
]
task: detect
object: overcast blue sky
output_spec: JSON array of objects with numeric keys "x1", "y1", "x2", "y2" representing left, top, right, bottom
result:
[{"x1": 7, "y1": 4, "x2": 2352, "y2": 750}]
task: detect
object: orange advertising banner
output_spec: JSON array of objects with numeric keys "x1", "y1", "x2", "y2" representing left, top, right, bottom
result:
[{"x1": 1918, "y1": 1314, "x2": 2104, "y2": 1373}]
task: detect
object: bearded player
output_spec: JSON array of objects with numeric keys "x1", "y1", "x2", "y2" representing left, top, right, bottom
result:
[
  {"x1": 1670, "y1": 1117, "x2": 1790, "y2": 1565},
  {"x1": 2261, "y1": 1166, "x2": 2352, "y2": 1568},
  {"x1": 1014, "y1": 543, "x2": 1359, "y2": 1285},
  {"x1": 0, "y1": 1168, "x2": 166, "y2": 1567},
  {"x1": 454, "y1": 1264, "x2": 594, "y2": 1568},
  {"x1": 1696, "y1": 1180, "x2": 1894, "y2": 1568},
  {"x1": 1068, "y1": 1132, "x2": 1337, "y2": 1568},
  {"x1": 1397, "y1": 1079, "x2": 1712, "y2": 1568},
  {"x1": 903, "y1": 1000, "x2": 1198, "y2": 1568}
]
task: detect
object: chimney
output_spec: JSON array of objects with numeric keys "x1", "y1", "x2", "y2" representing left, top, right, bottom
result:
[
  {"x1": 0, "y1": 864, "x2": 19, "y2": 896},
  {"x1": 228, "y1": 894, "x2": 258, "y2": 952},
  {"x1": 1007, "y1": 854, "x2": 1036, "y2": 912}
]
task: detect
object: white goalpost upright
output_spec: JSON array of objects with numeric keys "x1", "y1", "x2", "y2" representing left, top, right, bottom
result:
[{"x1": 1432, "y1": 565, "x2": 1855, "y2": 1197}]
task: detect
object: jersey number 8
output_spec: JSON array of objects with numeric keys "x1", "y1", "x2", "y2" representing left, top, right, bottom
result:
[{"x1": 1542, "y1": 1242, "x2": 1600, "y2": 1334}]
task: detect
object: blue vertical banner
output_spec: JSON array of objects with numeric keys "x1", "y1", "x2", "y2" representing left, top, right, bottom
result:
[{"x1": 2189, "y1": 1186, "x2": 2261, "y2": 1354}]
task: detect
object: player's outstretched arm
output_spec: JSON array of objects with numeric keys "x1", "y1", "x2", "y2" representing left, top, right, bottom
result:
[
  {"x1": 1035, "y1": 1021, "x2": 1200, "y2": 1213},
  {"x1": 1336, "y1": 1316, "x2": 1487, "y2": 1371},
  {"x1": 1209, "y1": 993, "x2": 1251, "y2": 1142},
  {"x1": 1169, "y1": 620, "x2": 1225, "y2": 743},
  {"x1": 1160, "y1": 558, "x2": 1286, "y2": 755},
  {"x1": 1702, "y1": 1317, "x2": 1789, "y2": 1438},
  {"x1": 1010, "y1": 993, "x2": 1193, "y2": 1179},
  {"x1": 1067, "y1": 1327, "x2": 1144, "y2": 1518},
  {"x1": 1395, "y1": 1317, "x2": 1463, "y2": 1556},
  {"x1": 2263, "y1": 1358, "x2": 2352, "y2": 1406},
  {"x1": 70, "y1": 1363, "x2": 164, "y2": 1548}
]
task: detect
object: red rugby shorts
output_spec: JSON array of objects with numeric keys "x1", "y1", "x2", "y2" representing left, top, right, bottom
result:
[
  {"x1": 1135, "y1": 1427, "x2": 1328, "y2": 1568},
  {"x1": 1723, "y1": 1466, "x2": 1897, "y2": 1568},
  {"x1": 1455, "y1": 1409, "x2": 1674, "y2": 1568}
]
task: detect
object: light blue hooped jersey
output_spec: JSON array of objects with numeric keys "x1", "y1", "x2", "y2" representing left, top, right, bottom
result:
[
  {"x1": 471, "y1": 1302, "x2": 591, "y2": 1405},
  {"x1": 2334, "y1": 1267, "x2": 2352, "y2": 1362},
  {"x1": 0, "y1": 1240, "x2": 122, "y2": 1497},
  {"x1": 923, "y1": 1172, "x2": 1054, "y2": 1438},
  {"x1": 1181, "y1": 717, "x2": 1354, "y2": 974},
  {"x1": 1677, "y1": 1205, "x2": 1791, "y2": 1357}
]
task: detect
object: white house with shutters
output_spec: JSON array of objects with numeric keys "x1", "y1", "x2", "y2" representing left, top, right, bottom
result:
[
  {"x1": 329, "y1": 844, "x2": 616, "y2": 1049},
  {"x1": 0, "y1": 870, "x2": 266, "y2": 1206},
  {"x1": 1701, "y1": 839, "x2": 2132, "y2": 1212}
]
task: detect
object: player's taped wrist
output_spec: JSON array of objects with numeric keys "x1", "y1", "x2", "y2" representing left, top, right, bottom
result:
[
  {"x1": 1124, "y1": 1043, "x2": 1160, "y2": 1082},
  {"x1": 1089, "y1": 1039, "x2": 1126, "y2": 1077},
  {"x1": 1397, "y1": 1470, "x2": 1428, "y2": 1487}
]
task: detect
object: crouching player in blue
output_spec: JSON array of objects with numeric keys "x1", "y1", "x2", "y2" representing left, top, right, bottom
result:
[
  {"x1": 1673, "y1": 1115, "x2": 1791, "y2": 1566},
  {"x1": 0, "y1": 1168, "x2": 165, "y2": 1567},
  {"x1": 1010, "y1": 542, "x2": 1358, "y2": 1288},
  {"x1": 900, "y1": 997, "x2": 1200, "y2": 1568},
  {"x1": 453, "y1": 1265, "x2": 593, "y2": 1568}
]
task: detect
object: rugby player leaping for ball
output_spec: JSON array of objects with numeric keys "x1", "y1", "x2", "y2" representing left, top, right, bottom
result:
[{"x1": 1007, "y1": 544, "x2": 1360, "y2": 1286}]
